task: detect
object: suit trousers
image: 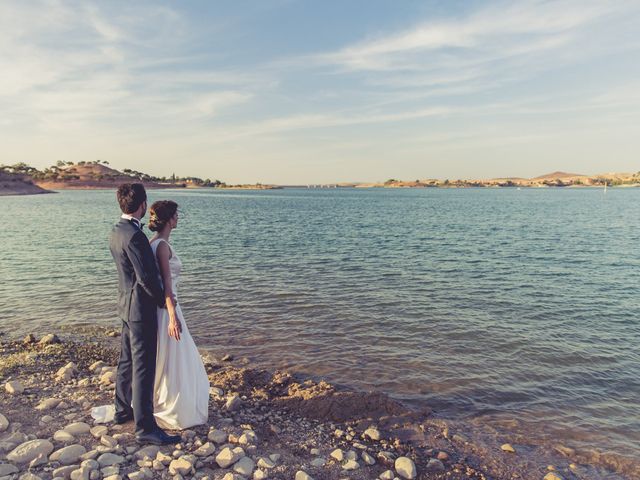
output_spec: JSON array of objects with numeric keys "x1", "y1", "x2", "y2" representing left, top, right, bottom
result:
[{"x1": 115, "y1": 318, "x2": 158, "y2": 435}]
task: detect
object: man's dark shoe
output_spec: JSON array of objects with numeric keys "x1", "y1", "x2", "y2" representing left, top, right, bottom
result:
[
  {"x1": 136, "y1": 428, "x2": 181, "y2": 445},
  {"x1": 114, "y1": 414, "x2": 133, "y2": 425}
]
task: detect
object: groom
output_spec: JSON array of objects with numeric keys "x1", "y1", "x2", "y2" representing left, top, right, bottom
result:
[{"x1": 109, "y1": 183, "x2": 180, "y2": 445}]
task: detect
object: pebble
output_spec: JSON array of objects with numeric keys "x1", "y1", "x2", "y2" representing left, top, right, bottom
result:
[
  {"x1": 50, "y1": 444, "x2": 87, "y2": 465},
  {"x1": 168, "y1": 458, "x2": 193, "y2": 476},
  {"x1": 364, "y1": 427, "x2": 381, "y2": 441},
  {"x1": 7, "y1": 439, "x2": 54, "y2": 464},
  {"x1": 100, "y1": 435, "x2": 118, "y2": 448},
  {"x1": 394, "y1": 457, "x2": 417, "y2": 480},
  {"x1": 330, "y1": 448, "x2": 344, "y2": 462},
  {"x1": 81, "y1": 460, "x2": 100, "y2": 471},
  {"x1": 19, "y1": 473, "x2": 42, "y2": 480},
  {"x1": 379, "y1": 470, "x2": 394, "y2": 480},
  {"x1": 0, "y1": 414, "x2": 8, "y2": 432},
  {"x1": 215, "y1": 447, "x2": 244, "y2": 468},
  {"x1": 309, "y1": 458, "x2": 325, "y2": 467},
  {"x1": 89, "y1": 426, "x2": 108, "y2": 439},
  {"x1": 97, "y1": 453, "x2": 125, "y2": 467},
  {"x1": 233, "y1": 457, "x2": 255, "y2": 476},
  {"x1": 126, "y1": 471, "x2": 145, "y2": 480},
  {"x1": 225, "y1": 395, "x2": 242, "y2": 412},
  {"x1": 0, "y1": 464, "x2": 19, "y2": 476},
  {"x1": 64, "y1": 423, "x2": 91, "y2": 436},
  {"x1": 101, "y1": 466, "x2": 120, "y2": 477},
  {"x1": 268, "y1": 454, "x2": 280, "y2": 463},
  {"x1": 103, "y1": 475, "x2": 122, "y2": 480},
  {"x1": 135, "y1": 446, "x2": 160, "y2": 460},
  {"x1": 543, "y1": 474, "x2": 564, "y2": 480},
  {"x1": 256, "y1": 457, "x2": 275, "y2": 469},
  {"x1": 437, "y1": 451, "x2": 449, "y2": 461},
  {"x1": 501, "y1": 443, "x2": 516, "y2": 453},
  {"x1": 425, "y1": 458, "x2": 445, "y2": 473},
  {"x1": 209, "y1": 387, "x2": 224, "y2": 398},
  {"x1": 70, "y1": 467, "x2": 91, "y2": 480},
  {"x1": 253, "y1": 470, "x2": 267, "y2": 480},
  {"x1": 362, "y1": 451, "x2": 376, "y2": 465},
  {"x1": 99, "y1": 371, "x2": 116, "y2": 385},
  {"x1": 23, "y1": 334, "x2": 36, "y2": 344},
  {"x1": 36, "y1": 398, "x2": 61, "y2": 411},
  {"x1": 295, "y1": 471, "x2": 313, "y2": 480},
  {"x1": 54, "y1": 430, "x2": 76, "y2": 443},
  {"x1": 53, "y1": 465, "x2": 78, "y2": 480},
  {"x1": 29, "y1": 453, "x2": 48, "y2": 468},
  {"x1": 192, "y1": 442, "x2": 214, "y2": 457},
  {"x1": 89, "y1": 361, "x2": 106, "y2": 372},
  {"x1": 155, "y1": 452, "x2": 172, "y2": 465},
  {"x1": 5, "y1": 381, "x2": 25, "y2": 395},
  {"x1": 342, "y1": 460, "x2": 359, "y2": 470},
  {"x1": 39, "y1": 333, "x2": 61, "y2": 344},
  {"x1": 345, "y1": 450, "x2": 357, "y2": 461},
  {"x1": 239, "y1": 430, "x2": 258, "y2": 445}
]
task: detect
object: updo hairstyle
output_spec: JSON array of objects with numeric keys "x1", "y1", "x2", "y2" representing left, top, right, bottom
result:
[{"x1": 148, "y1": 200, "x2": 178, "y2": 232}]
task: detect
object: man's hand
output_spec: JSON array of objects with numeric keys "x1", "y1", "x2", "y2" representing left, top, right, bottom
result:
[{"x1": 168, "y1": 318, "x2": 182, "y2": 341}]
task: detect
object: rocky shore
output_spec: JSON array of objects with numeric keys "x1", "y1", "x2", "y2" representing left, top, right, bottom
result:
[{"x1": 0, "y1": 330, "x2": 611, "y2": 480}]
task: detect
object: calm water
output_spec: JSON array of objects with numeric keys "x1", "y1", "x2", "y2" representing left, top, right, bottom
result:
[{"x1": 2, "y1": 188, "x2": 639, "y2": 476}]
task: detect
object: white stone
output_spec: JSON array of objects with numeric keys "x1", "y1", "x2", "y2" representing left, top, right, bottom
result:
[
  {"x1": 7, "y1": 439, "x2": 54, "y2": 464},
  {"x1": 70, "y1": 467, "x2": 91, "y2": 480},
  {"x1": 39, "y1": 333, "x2": 60, "y2": 344},
  {"x1": 101, "y1": 436, "x2": 117, "y2": 448},
  {"x1": 253, "y1": 469, "x2": 267, "y2": 480},
  {"x1": 5, "y1": 381, "x2": 24, "y2": 395},
  {"x1": 345, "y1": 450, "x2": 357, "y2": 461},
  {"x1": 135, "y1": 446, "x2": 160, "y2": 460},
  {"x1": 103, "y1": 476, "x2": 122, "y2": 480},
  {"x1": 364, "y1": 427, "x2": 381, "y2": 441},
  {"x1": 394, "y1": 457, "x2": 417, "y2": 480},
  {"x1": 126, "y1": 471, "x2": 146, "y2": 480},
  {"x1": 100, "y1": 371, "x2": 116, "y2": 385},
  {"x1": 295, "y1": 471, "x2": 313, "y2": 480},
  {"x1": 89, "y1": 425, "x2": 107, "y2": 439},
  {"x1": 207, "y1": 430, "x2": 227, "y2": 444},
  {"x1": 379, "y1": 470, "x2": 394, "y2": 480},
  {"x1": 19, "y1": 473, "x2": 42, "y2": 480},
  {"x1": 53, "y1": 465, "x2": 78, "y2": 480},
  {"x1": 81, "y1": 460, "x2": 100, "y2": 471},
  {"x1": 233, "y1": 457, "x2": 255, "y2": 476},
  {"x1": 29, "y1": 453, "x2": 49, "y2": 468},
  {"x1": 209, "y1": 387, "x2": 224, "y2": 398},
  {"x1": 50, "y1": 445, "x2": 87, "y2": 465},
  {"x1": 169, "y1": 458, "x2": 193, "y2": 476}
]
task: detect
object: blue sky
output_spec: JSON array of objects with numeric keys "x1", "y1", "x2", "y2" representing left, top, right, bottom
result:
[{"x1": 1, "y1": 0, "x2": 639, "y2": 183}]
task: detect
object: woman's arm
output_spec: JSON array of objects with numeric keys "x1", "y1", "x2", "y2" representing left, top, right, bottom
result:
[{"x1": 155, "y1": 241, "x2": 182, "y2": 341}]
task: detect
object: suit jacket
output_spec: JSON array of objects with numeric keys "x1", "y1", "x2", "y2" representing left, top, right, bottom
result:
[{"x1": 109, "y1": 218, "x2": 165, "y2": 323}]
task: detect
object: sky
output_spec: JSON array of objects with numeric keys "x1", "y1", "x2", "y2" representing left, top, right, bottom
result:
[{"x1": 1, "y1": 0, "x2": 639, "y2": 184}]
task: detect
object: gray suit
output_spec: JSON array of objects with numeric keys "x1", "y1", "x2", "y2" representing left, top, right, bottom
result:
[{"x1": 109, "y1": 218, "x2": 165, "y2": 434}]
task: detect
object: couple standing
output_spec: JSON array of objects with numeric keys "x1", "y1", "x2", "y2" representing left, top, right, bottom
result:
[{"x1": 109, "y1": 183, "x2": 209, "y2": 445}]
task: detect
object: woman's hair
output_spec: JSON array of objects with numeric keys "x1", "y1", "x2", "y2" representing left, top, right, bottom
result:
[{"x1": 148, "y1": 200, "x2": 178, "y2": 232}]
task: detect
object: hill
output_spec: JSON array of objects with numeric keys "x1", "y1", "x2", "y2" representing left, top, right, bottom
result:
[{"x1": 0, "y1": 170, "x2": 53, "y2": 196}]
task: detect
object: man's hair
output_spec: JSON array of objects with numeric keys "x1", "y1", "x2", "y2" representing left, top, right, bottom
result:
[{"x1": 116, "y1": 183, "x2": 147, "y2": 214}]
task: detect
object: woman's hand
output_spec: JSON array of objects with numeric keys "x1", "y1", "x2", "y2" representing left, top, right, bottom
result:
[{"x1": 168, "y1": 318, "x2": 182, "y2": 341}]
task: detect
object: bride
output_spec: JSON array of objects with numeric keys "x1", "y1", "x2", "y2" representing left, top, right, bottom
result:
[{"x1": 148, "y1": 200, "x2": 209, "y2": 429}]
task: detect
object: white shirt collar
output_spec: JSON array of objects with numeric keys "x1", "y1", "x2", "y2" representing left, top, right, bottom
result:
[{"x1": 121, "y1": 213, "x2": 141, "y2": 228}]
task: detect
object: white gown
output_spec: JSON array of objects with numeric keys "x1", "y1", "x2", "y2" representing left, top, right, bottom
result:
[{"x1": 150, "y1": 238, "x2": 209, "y2": 430}]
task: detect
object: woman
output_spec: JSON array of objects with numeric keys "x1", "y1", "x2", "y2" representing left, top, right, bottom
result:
[{"x1": 148, "y1": 200, "x2": 209, "y2": 430}]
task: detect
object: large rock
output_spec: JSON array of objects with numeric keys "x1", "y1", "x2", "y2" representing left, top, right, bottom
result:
[
  {"x1": 70, "y1": 466, "x2": 91, "y2": 480},
  {"x1": 215, "y1": 447, "x2": 244, "y2": 468},
  {"x1": 0, "y1": 413, "x2": 9, "y2": 432},
  {"x1": 50, "y1": 445, "x2": 87, "y2": 465},
  {"x1": 89, "y1": 426, "x2": 108, "y2": 439},
  {"x1": 135, "y1": 446, "x2": 160, "y2": 460},
  {"x1": 54, "y1": 430, "x2": 76, "y2": 443},
  {"x1": 53, "y1": 465, "x2": 79, "y2": 480},
  {"x1": 395, "y1": 457, "x2": 417, "y2": 480},
  {"x1": 36, "y1": 398, "x2": 61, "y2": 411},
  {"x1": 7, "y1": 439, "x2": 54, "y2": 464},
  {"x1": 5, "y1": 381, "x2": 25, "y2": 395}
]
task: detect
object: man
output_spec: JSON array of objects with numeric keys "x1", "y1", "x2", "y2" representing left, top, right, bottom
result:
[{"x1": 109, "y1": 183, "x2": 180, "y2": 445}]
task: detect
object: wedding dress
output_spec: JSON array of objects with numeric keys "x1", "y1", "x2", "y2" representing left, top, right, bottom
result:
[{"x1": 150, "y1": 238, "x2": 209, "y2": 430}]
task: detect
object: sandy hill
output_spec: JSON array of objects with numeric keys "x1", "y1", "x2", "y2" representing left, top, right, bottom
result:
[
  {"x1": 35, "y1": 162, "x2": 169, "y2": 190},
  {"x1": 0, "y1": 171, "x2": 52, "y2": 196},
  {"x1": 533, "y1": 171, "x2": 585, "y2": 180}
]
